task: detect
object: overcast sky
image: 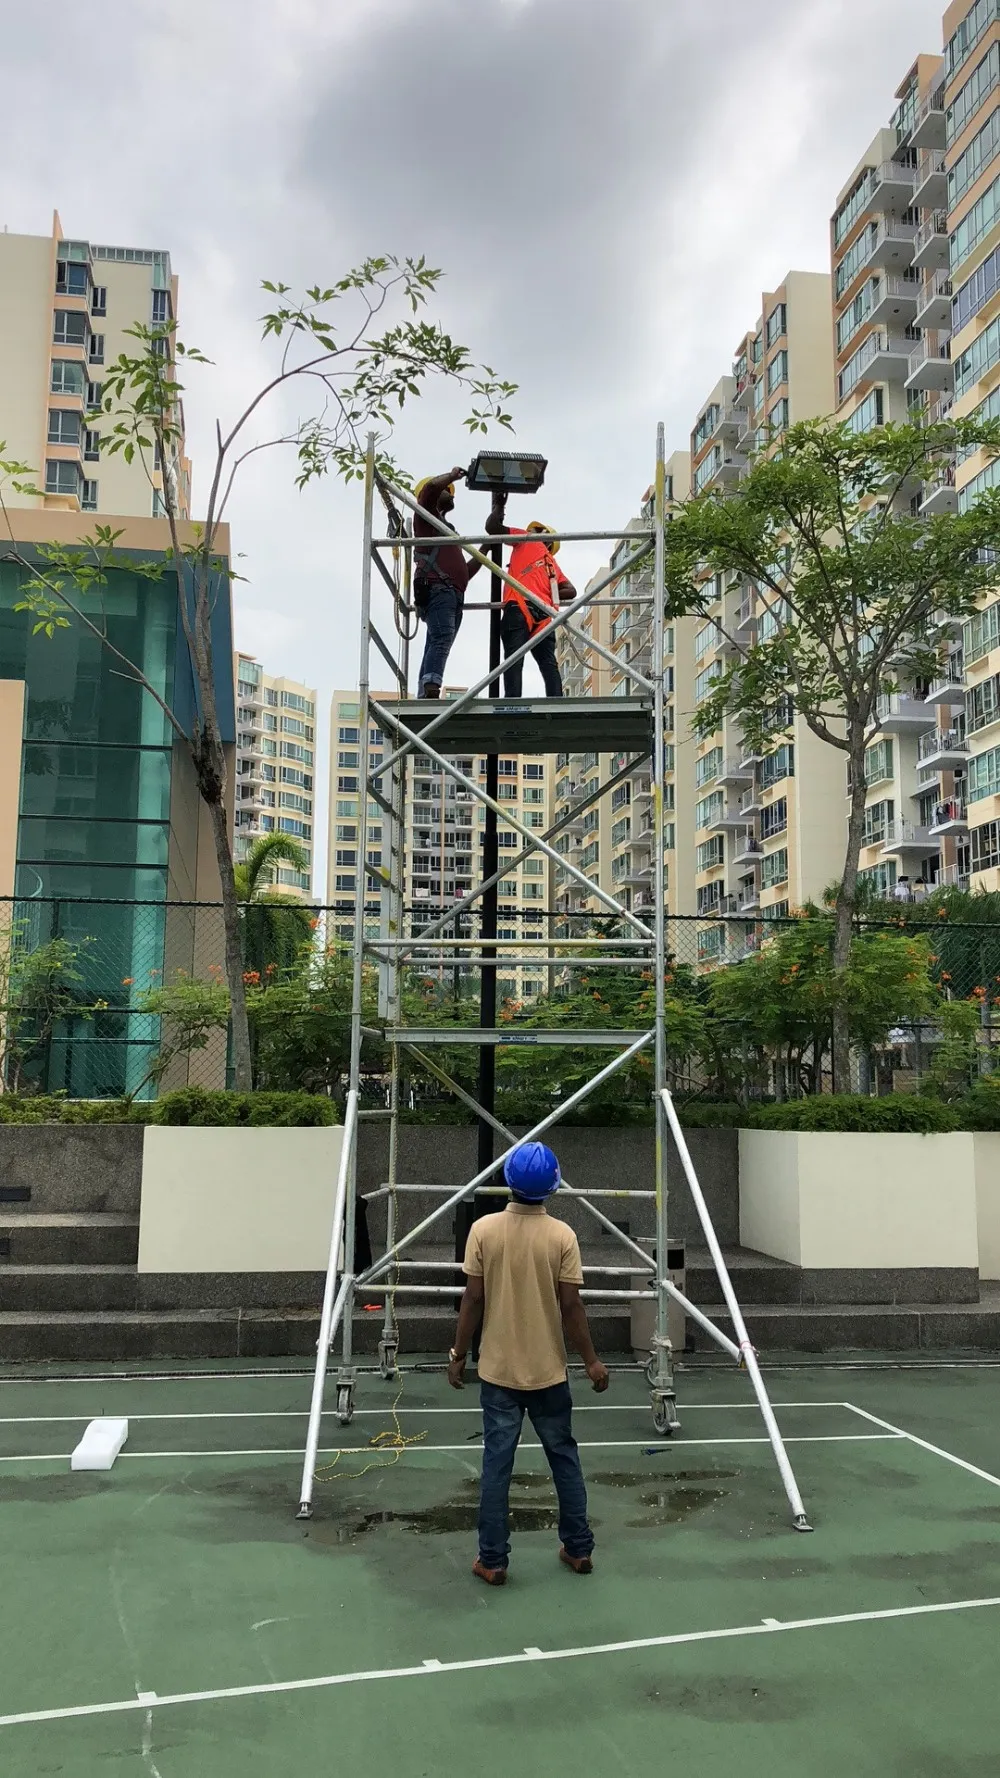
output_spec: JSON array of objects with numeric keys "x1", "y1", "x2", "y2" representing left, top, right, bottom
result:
[{"x1": 3, "y1": 0, "x2": 946, "y2": 884}]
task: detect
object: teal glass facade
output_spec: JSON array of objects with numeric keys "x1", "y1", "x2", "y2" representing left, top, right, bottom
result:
[{"x1": 0, "y1": 551, "x2": 234, "y2": 1097}]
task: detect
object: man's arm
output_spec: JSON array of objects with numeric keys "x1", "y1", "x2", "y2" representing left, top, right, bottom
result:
[
  {"x1": 558, "y1": 1282, "x2": 609, "y2": 1392},
  {"x1": 554, "y1": 560, "x2": 577, "y2": 603},
  {"x1": 418, "y1": 465, "x2": 467, "y2": 508},
  {"x1": 448, "y1": 1275, "x2": 485, "y2": 1389},
  {"x1": 485, "y1": 490, "x2": 510, "y2": 537}
]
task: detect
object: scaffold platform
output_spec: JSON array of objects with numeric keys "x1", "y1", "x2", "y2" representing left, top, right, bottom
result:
[{"x1": 386, "y1": 696, "x2": 654, "y2": 754}]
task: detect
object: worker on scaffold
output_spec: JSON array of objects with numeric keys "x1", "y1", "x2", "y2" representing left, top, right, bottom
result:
[
  {"x1": 487, "y1": 490, "x2": 577, "y2": 698},
  {"x1": 413, "y1": 467, "x2": 482, "y2": 700}
]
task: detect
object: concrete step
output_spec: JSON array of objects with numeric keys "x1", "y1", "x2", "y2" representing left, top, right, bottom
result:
[
  {"x1": 0, "y1": 1127, "x2": 143, "y2": 1214},
  {"x1": 0, "y1": 1215, "x2": 139, "y2": 1266},
  {"x1": 697, "y1": 1292, "x2": 1000, "y2": 1353},
  {"x1": 0, "y1": 1266, "x2": 139, "y2": 1312}
]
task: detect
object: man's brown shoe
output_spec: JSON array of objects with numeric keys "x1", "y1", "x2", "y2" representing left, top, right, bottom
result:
[
  {"x1": 473, "y1": 1559, "x2": 507, "y2": 1586},
  {"x1": 560, "y1": 1547, "x2": 593, "y2": 1575}
]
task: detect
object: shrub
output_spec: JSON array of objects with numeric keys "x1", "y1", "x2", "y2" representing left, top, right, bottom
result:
[
  {"x1": 953, "y1": 1085, "x2": 1000, "y2": 1131},
  {"x1": 750, "y1": 1094, "x2": 959, "y2": 1133},
  {"x1": 150, "y1": 1088, "x2": 337, "y2": 1126}
]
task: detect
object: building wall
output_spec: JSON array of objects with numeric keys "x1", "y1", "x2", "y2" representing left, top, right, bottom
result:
[{"x1": 235, "y1": 654, "x2": 316, "y2": 899}]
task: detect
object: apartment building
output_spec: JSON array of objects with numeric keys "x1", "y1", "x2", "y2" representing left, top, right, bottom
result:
[
  {"x1": 327, "y1": 690, "x2": 554, "y2": 1004},
  {"x1": 235, "y1": 655, "x2": 316, "y2": 898},
  {"x1": 691, "y1": 273, "x2": 841, "y2": 964},
  {"x1": 0, "y1": 210, "x2": 191, "y2": 520}
]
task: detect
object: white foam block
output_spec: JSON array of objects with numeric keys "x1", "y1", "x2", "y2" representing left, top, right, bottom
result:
[{"x1": 71, "y1": 1418, "x2": 129, "y2": 1471}]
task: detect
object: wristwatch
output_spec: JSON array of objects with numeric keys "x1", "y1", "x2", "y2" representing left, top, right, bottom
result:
[{"x1": 449, "y1": 1348, "x2": 466, "y2": 1363}]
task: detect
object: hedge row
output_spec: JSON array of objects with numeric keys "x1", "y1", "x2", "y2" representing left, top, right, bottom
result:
[
  {"x1": 0, "y1": 1088, "x2": 337, "y2": 1127},
  {"x1": 680, "y1": 1092, "x2": 1000, "y2": 1132}
]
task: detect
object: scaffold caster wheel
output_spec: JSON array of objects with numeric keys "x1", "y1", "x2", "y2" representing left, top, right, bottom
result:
[
  {"x1": 378, "y1": 1340, "x2": 398, "y2": 1382},
  {"x1": 644, "y1": 1358, "x2": 657, "y2": 1388},
  {"x1": 337, "y1": 1385, "x2": 354, "y2": 1426},
  {"x1": 651, "y1": 1396, "x2": 678, "y2": 1438}
]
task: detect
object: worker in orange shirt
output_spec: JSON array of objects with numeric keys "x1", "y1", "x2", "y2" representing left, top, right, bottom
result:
[{"x1": 486, "y1": 491, "x2": 576, "y2": 698}]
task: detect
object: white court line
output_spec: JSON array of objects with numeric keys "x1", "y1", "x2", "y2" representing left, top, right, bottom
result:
[
  {"x1": 0, "y1": 1434, "x2": 902, "y2": 1464},
  {"x1": 0, "y1": 1402, "x2": 846, "y2": 1425},
  {"x1": 4, "y1": 1360, "x2": 1000, "y2": 1386},
  {"x1": 0, "y1": 1593, "x2": 997, "y2": 1730},
  {"x1": 843, "y1": 1401, "x2": 1000, "y2": 1491}
]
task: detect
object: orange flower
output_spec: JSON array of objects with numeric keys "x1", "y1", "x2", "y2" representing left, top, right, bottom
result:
[{"x1": 121, "y1": 977, "x2": 133, "y2": 986}]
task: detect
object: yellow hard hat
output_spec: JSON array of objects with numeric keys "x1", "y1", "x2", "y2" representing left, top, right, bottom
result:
[
  {"x1": 414, "y1": 476, "x2": 453, "y2": 506},
  {"x1": 527, "y1": 520, "x2": 559, "y2": 555}
]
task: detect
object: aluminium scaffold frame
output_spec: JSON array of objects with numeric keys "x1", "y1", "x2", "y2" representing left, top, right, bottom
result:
[{"x1": 296, "y1": 427, "x2": 811, "y2": 1532}]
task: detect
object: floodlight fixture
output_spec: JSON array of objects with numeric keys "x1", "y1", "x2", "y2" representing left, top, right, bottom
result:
[{"x1": 465, "y1": 450, "x2": 547, "y2": 496}]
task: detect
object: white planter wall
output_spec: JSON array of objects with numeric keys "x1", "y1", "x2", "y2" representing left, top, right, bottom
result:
[
  {"x1": 738, "y1": 1130, "x2": 980, "y2": 1271},
  {"x1": 138, "y1": 1126, "x2": 345, "y2": 1272},
  {"x1": 973, "y1": 1133, "x2": 1000, "y2": 1281}
]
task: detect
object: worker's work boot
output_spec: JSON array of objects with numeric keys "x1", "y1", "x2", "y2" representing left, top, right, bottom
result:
[
  {"x1": 473, "y1": 1558, "x2": 507, "y2": 1586},
  {"x1": 559, "y1": 1547, "x2": 594, "y2": 1575},
  {"x1": 422, "y1": 684, "x2": 441, "y2": 700}
]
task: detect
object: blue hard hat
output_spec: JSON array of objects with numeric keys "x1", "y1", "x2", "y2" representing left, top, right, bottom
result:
[{"x1": 503, "y1": 1141, "x2": 561, "y2": 1200}]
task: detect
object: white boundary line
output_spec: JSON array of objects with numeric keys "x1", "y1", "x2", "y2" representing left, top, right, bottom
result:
[
  {"x1": 842, "y1": 1401, "x2": 1000, "y2": 1491},
  {"x1": 2, "y1": 1360, "x2": 1000, "y2": 1386},
  {"x1": 1, "y1": 1594, "x2": 998, "y2": 1730},
  {"x1": 0, "y1": 1434, "x2": 902, "y2": 1464},
  {"x1": 0, "y1": 1402, "x2": 847, "y2": 1425}
]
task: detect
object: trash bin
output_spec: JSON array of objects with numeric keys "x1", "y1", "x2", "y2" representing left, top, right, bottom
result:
[{"x1": 631, "y1": 1238, "x2": 686, "y2": 1358}]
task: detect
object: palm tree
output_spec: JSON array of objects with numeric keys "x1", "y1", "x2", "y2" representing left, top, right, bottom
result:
[{"x1": 235, "y1": 833, "x2": 315, "y2": 980}]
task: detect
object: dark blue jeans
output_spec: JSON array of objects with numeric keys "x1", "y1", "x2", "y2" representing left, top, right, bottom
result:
[
  {"x1": 479, "y1": 1379, "x2": 593, "y2": 1570},
  {"x1": 417, "y1": 582, "x2": 463, "y2": 694}
]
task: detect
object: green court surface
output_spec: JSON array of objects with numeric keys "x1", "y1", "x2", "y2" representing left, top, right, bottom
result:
[{"x1": 2, "y1": 1358, "x2": 1000, "y2": 1774}]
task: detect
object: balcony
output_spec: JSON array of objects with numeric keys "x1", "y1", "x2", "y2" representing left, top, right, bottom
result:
[
  {"x1": 864, "y1": 221, "x2": 918, "y2": 274},
  {"x1": 910, "y1": 88, "x2": 946, "y2": 151},
  {"x1": 917, "y1": 725, "x2": 969, "y2": 772},
  {"x1": 718, "y1": 754, "x2": 753, "y2": 786},
  {"x1": 714, "y1": 407, "x2": 744, "y2": 441},
  {"x1": 939, "y1": 862, "x2": 971, "y2": 891},
  {"x1": 905, "y1": 339, "x2": 953, "y2": 393},
  {"x1": 739, "y1": 783, "x2": 763, "y2": 816},
  {"x1": 882, "y1": 818, "x2": 940, "y2": 855},
  {"x1": 736, "y1": 410, "x2": 757, "y2": 455},
  {"x1": 733, "y1": 832, "x2": 763, "y2": 866},
  {"x1": 914, "y1": 269, "x2": 953, "y2": 332},
  {"x1": 912, "y1": 211, "x2": 950, "y2": 272},
  {"x1": 734, "y1": 593, "x2": 756, "y2": 637},
  {"x1": 697, "y1": 452, "x2": 747, "y2": 492},
  {"x1": 738, "y1": 884, "x2": 761, "y2": 913},
  {"x1": 707, "y1": 797, "x2": 752, "y2": 833},
  {"x1": 919, "y1": 464, "x2": 958, "y2": 516},
  {"x1": 733, "y1": 375, "x2": 754, "y2": 412},
  {"x1": 843, "y1": 328, "x2": 911, "y2": 391},
  {"x1": 868, "y1": 272, "x2": 921, "y2": 328},
  {"x1": 924, "y1": 668, "x2": 964, "y2": 708},
  {"x1": 869, "y1": 158, "x2": 918, "y2": 213},
  {"x1": 871, "y1": 692, "x2": 935, "y2": 733},
  {"x1": 929, "y1": 797, "x2": 968, "y2": 836},
  {"x1": 913, "y1": 150, "x2": 947, "y2": 212}
]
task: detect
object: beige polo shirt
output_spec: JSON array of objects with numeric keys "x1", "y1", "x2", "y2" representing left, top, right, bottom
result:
[{"x1": 463, "y1": 1202, "x2": 584, "y2": 1391}]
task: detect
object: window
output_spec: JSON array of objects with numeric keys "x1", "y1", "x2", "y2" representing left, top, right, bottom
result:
[
  {"x1": 960, "y1": 456, "x2": 1000, "y2": 511},
  {"x1": 84, "y1": 429, "x2": 100, "y2": 461},
  {"x1": 864, "y1": 738, "x2": 894, "y2": 784},
  {"x1": 339, "y1": 702, "x2": 360, "y2": 719},
  {"x1": 279, "y1": 817, "x2": 311, "y2": 839},
  {"x1": 946, "y1": 41, "x2": 999, "y2": 148},
  {"x1": 947, "y1": 0, "x2": 1000, "y2": 82},
  {"x1": 766, "y1": 303, "x2": 787, "y2": 346},
  {"x1": 262, "y1": 713, "x2": 277, "y2": 732},
  {"x1": 335, "y1": 874, "x2": 356, "y2": 893},
  {"x1": 281, "y1": 690, "x2": 315, "y2": 715},
  {"x1": 611, "y1": 816, "x2": 631, "y2": 846},
  {"x1": 967, "y1": 671, "x2": 1000, "y2": 733},
  {"x1": 498, "y1": 759, "x2": 518, "y2": 777},
  {"x1": 336, "y1": 799, "x2": 358, "y2": 817},
  {"x1": 523, "y1": 787, "x2": 544, "y2": 804},
  {"x1": 44, "y1": 460, "x2": 80, "y2": 496},
  {"x1": 53, "y1": 310, "x2": 88, "y2": 346},
  {"x1": 761, "y1": 798, "x2": 788, "y2": 839},
  {"x1": 954, "y1": 311, "x2": 1000, "y2": 398},
  {"x1": 47, "y1": 409, "x2": 81, "y2": 446},
  {"x1": 858, "y1": 860, "x2": 897, "y2": 897},
  {"x1": 336, "y1": 823, "x2": 357, "y2": 842},
  {"x1": 338, "y1": 726, "x2": 359, "y2": 744},
  {"x1": 694, "y1": 662, "x2": 723, "y2": 704},
  {"x1": 280, "y1": 766, "x2": 312, "y2": 789},
  {"x1": 834, "y1": 170, "x2": 878, "y2": 248},
  {"x1": 846, "y1": 388, "x2": 885, "y2": 434},
  {"x1": 837, "y1": 281, "x2": 876, "y2": 353},
  {"x1": 525, "y1": 810, "x2": 544, "y2": 828},
  {"x1": 696, "y1": 835, "x2": 725, "y2": 872},
  {"x1": 950, "y1": 103, "x2": 1000, "y2": 210},
  {"x1": 280, "y1": 792, "x2": 312, "y2": 813},
  {"x1": 964, "y1": 600, "x2": 1000, "y2": 664},
  {"x1": 50, "y1": 360, "x2": 86, "y2": 397},
  {"x1": 697, "y1": 882, "x2": 724, "y2": 916},
  {"x1": 761, "y1": 847, "x2": 789, "y2": 889},
  {"x1": 282, "y1": 742, "x2": 314, "y2": 764},
  {"x1": 88, "y1": 333, "x2": 105, "y2": 364},
  {"x1": 81, "y1": 479, "x2": 98, "y2": 511},
  {"x1": 695, "y1": 790, "x2": 724, "y2": 830},
  {"x1": 695, "y1": 746, "x2": 724, "y2": 787},
  {"x1": 836, "y1": 223, "x2": 879, "y2": 299},
  {"x1": 522, "y1": 857, "x2": 544, "y2": 875},
  {"x1": 338, "y1": 749, "x2": 359, "y2": 768},
  {"x1": 264, "y1": 688, "x2": 278, "y2": 705},
  {"x1": 86, "y1": 380, "x2": 103, "y2": 408},
  {"x1": 950, "y1": 171, "x2": 1000, "y2": 274},
  {"x1": 692, "y1": 404, "x2": 721, "y2": 452},
  {"x1": 152, "y1": 289, "x2": 171, "y2": 324},
  {"x1": 760, "y1": 745, "x2": 795, "y2": 788},
  {"x1": 338, "y1": 774, "x2": 359, "y2": 792},
  {"x1": 767, "y1": 349, "x2": 788, "y2": 394},
  {"x1": 522, "y1": 763, "x2": 544, "y2": 780},
  {"x1": 694, "y1": 622, "x2": 721, "y2": 660},
  {"x1": 697, "y1": 925, "x2": 726, "y2": 962},
  {"x1": 498, "y1": 783, "x2": 518, "y2": 801},
  {"x1": 768, "y1": 398, "x2": 790, "y2": 434},
  {"x1": 862, "y1": 798, "x2": 894, "y2": 845},
  {"x1": 971, "y1": 819, "x2": 1000, "y2": 869},
  {"x1": 281, "y1": 716, "x2": 313, "y2": 738},
  {"x1": 90, "y1": 285, "x2": 107, "y2": 316},
  {"x1": 55, "y1": 260, "x2": 89, "y2": 296}
]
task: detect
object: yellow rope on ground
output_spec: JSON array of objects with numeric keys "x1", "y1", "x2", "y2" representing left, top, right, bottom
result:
[{"x1": 315, "y1": 1383, "x2": 428, "y2": 1484}]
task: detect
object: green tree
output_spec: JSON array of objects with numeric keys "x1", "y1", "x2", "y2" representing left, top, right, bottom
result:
[
  {"x1": 1, "y1": 256, "x2": 515, "y2": 1089},
  {"x1": 1, "y1": 928, "x2": 94, "y2": 1094},
  {"x1": 664, "y1": 416, "x2": 1000, "y2": 1089},
  {"x1": 235, "y1": 833, "x2": 315, "y2": 980}
]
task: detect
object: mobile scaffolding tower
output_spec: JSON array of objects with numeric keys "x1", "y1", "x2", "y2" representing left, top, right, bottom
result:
[{"x1": 297, "y1": 426, "x2": 811, "y2": 1532}]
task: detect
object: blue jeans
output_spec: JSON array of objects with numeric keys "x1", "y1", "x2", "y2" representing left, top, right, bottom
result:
[
  {"x1": 418, "y1": 582, "x2": 463, "y2": 694},
  {"x1": 479, "y1": 1379, "x2": 593, "y2": 1571}
]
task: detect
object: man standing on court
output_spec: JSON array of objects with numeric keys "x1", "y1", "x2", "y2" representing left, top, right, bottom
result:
[
  {"x1": 486, "y1": 490, "x2": 577, "y2": 697},
  {"x1": 413, "y1": 467, "x2": 482, "y2": 699},
  {"x1": 448, "y1": 1141, "x2": 609, "y2": 1586}
]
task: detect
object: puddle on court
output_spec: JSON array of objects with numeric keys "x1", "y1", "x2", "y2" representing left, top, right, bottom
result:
[
  {"x1": 591, "y1": 1468, "x2": 736, "y2": 1488},
  {"x1": 624, "y1": 1486, "x2": 725, "y2": 1527},
  {"x1": 309, "y1": 1502, "x2": 562, "y2": 1545}
]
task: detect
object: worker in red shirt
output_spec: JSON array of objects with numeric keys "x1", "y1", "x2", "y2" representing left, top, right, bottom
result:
[
  {"x1": 413, "y1": 467, "x2": 482, "y2": 699},
  {"x1": 487, "y1": 491, "x2": 576, "y2": 698}
]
